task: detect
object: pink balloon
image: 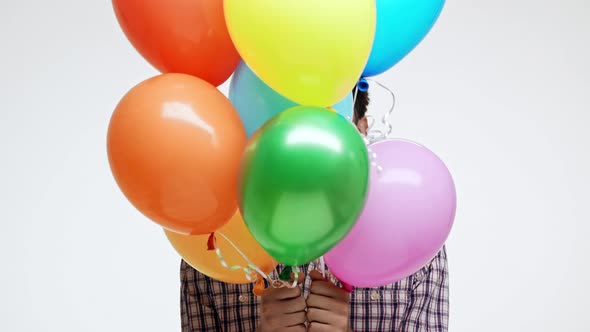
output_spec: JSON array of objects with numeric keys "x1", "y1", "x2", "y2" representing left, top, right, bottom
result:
[{"x1": 324, "y1": 139, "x2": 456, "y2": 288}]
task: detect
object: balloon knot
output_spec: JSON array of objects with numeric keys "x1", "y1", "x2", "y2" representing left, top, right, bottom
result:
[
  {"x1": 253, "y1": 277, "x2": 266, "y2": 297},
  {"x1": 279, "y1": 266, "x2": 293, "y2": 281},
  {"x1": 207, "y1": 233, "x2": 216, "y2": 251},
  {"x1": 340, "y1": 280, "x2": 355, "y2": 293},
  {"x1": 357, "y1": 78, "x2": 369, "y2": 92}
]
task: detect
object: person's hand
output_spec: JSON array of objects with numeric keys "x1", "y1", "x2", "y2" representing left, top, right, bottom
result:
[
  {"x1": 306, "y1": 270, "x2": 351, "y2": 332},
  {"x1": 258, "y1": 275, "x2": 306, "y2": 332}
]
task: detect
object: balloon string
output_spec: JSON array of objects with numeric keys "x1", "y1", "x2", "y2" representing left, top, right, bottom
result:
[
  {"x1": 291, "y1": 266, "x2": 300, "y2": 288},
  {"x1": 355, "y1": 82, "x2": 381, "y2": 172},
  {"x1": 365, "y1": 115, "x2": 377, "y2": 139},
  {"x1": 364, "y1": 78, "x2": 397, "y2": 142},
  {"x1": 213, "y1": 231, "x2": 299, "y2": 289},
  {"x1": 318, "y1": 256, "x2": 326, "y2": 279},
  {"x1": 212, "y1": 232, "x2": 256, "y2": 282},
  {"x1": 353, "y1": 78, "x2": 390, "y2": 174},
  {"x1": 351, "y1": 84, "x2": 358, "y2": 123}
]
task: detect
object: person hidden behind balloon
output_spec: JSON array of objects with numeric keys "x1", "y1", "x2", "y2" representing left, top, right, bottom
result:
[{"x1": 179, "y1": 85, "x2": 450, "y2": 332}]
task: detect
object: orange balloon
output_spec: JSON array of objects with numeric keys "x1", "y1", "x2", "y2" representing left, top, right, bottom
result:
[
  {"x1": 165, "y1": 212, "x2": 277, "y2": 284},
  {"x1": 107, "y1": 73, "x2": 247, "y2": 235},
  {"x1": 112, "y1": 0, "x2": 239, "y2": 86}
]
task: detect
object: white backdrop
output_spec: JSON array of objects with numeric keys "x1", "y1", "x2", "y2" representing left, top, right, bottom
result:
[{"x1": 1, "y1": 1, "x2": 589, "y2": 331}]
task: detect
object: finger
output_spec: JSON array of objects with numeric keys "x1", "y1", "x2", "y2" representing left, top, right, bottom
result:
[
  {"x1": 307, "y1": 307, "x2": 339, "y2": 324},
  {"x1": 308, "y1": 308, "x2": 350, "y2": 332},
  {"x1": 308, "y1": 321, "x2": 337, "y2": 332},
  {"x1": 310, "y1": 279, "x2": 349, "y2": 300},
  {"x1": 306, "y1": 294, "x2": 348, "y2": 316},
  {"x1": 284, "y1": 324, "x2": 306, "y2": 332},
  {"x1": 282, "y1": 311, "x2": 307, "y2": 327},
  {"x1": 309, "y1": 270, "x2": 325, "y2": 282},
  {"x1": 262, "y1": 285, "x2": 301, "y2": 301},
  {"x1": 271, "y1": 296, "x2": 307, "y2": 314}
]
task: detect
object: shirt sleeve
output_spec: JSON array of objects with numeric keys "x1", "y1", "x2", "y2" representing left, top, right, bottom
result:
[
  {"x1": 180, "y1": 260, "x2": 222, "y2": 332},
  {"x1": 401, "y1": 246, "x2": 450, "y2": 332}
]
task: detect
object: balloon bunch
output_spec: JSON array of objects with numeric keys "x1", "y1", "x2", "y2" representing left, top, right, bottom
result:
[{"x1": 108, "y1": 0, "x2": 455, "y2": 289}]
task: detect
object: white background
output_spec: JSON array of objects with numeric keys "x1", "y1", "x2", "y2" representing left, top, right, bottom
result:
[{"x1": 1, "y1": 0, "x2": 589, "y2": 331}]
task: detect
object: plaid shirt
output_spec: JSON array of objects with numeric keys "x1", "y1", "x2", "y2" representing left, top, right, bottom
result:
[{"x1": 181, "y1": 246, "x2": 448, "y2": 331}]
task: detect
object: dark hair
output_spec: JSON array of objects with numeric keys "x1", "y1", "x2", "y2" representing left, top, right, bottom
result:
[{"x1": 353, "y1": 85, "x2": 370, "y2": 124}]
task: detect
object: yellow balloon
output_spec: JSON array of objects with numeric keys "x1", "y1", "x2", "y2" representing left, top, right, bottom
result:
[
  {"x1": 225, "y1": 0, "x2": 376, "y2": 107},
  {"x1": 165, "y1": 212, "x2": 277, "y2": 284}
]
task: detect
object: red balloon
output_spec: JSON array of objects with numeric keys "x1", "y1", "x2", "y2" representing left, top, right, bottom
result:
[{"x1": 112, "y1": 0, "x2": 239, "y2": 86}]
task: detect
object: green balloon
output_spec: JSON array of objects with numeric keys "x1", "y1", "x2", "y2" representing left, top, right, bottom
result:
[{"x1": 239, "y1": 106, "x2": 369, "y2": 266}]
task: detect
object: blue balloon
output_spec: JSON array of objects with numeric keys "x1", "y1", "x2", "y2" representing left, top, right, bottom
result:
[
  {"x1": 230, "y1": 62, "x2": 353, "y2": 137},
  {"x1": 363, "y1": 0, "x2": 445, "y2": 77}
]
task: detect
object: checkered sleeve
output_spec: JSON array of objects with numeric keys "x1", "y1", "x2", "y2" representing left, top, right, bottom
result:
[
  {"x1": 401, "y1": 246, "x2": 449, "y2": 332},
  {"x1": 180, "y1": 260, "x2": 222, "y2": 332},
  {"x1": 347, "y1": 247, "x2": 449, "y2": 332}
]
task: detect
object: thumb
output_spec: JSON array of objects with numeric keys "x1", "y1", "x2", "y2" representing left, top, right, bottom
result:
[{"x1": 309, "y1": 270, "x2": 325, "y2": 282}]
